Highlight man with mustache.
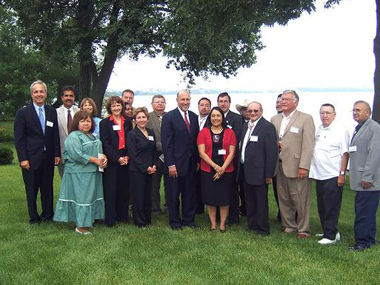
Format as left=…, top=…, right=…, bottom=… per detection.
left=57, top=86, right=80, bottom=177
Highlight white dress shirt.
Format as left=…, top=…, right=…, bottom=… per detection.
left=240, top=117, right=262, bottom=164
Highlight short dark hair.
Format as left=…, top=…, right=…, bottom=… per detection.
left=277, top=94, right=282, bottom=99
left=217, top=92, right=231, bottom=103
left=122, top=89, right=135, bottom=96
left=61, top=86, right=76, bottom=97
left=198, top=97, right=211, bottom=106
left=205, top=107, right=227, bottom=129
left=321, top=103, right=336, bottom=113
left=80, top=97, right=98, bottom=115
left=71, top=110, right=95, bottom=134
left=106, top=96, right=125, bottom=115
left=151, top=95, right=165, bottom=103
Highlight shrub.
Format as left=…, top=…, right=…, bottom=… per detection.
left=0, top=127, right=13, bottom=142
left=0, top=146, right=14, bottom=165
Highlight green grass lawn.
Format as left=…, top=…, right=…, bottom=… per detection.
left=1, top=143, right=379, bottom=285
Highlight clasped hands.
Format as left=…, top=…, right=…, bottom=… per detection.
left=118, top=156, right=129, bottom=166
left=213, top=165, right=225, bottom=180
left=147, top=165, right=157, bottom=175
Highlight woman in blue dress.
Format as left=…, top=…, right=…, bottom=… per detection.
left=80, top=97, right=101, bottom=137
left=54, top=110, right=108, bottom=235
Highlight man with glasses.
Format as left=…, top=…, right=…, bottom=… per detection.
left=348, top=101, right=380, bottom=251
left=271, top=90, right=315, bottom=238
left=309, top=104, right=349, bottom=245
left=147, top=95, right=167, bottom=214
left=239, top=102, right=278, bottom=235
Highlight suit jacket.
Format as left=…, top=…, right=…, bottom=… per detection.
left=127, top=127, right=158, bottom=173
left=100, top=116, right=133, bottom=163
left=57, top=105, right=80, bottom=159
left=238, top=117, right=278, bottom=185
left=271, top=110, right=315, bottom=178
left=161, top=108, right=199, bottom=176
left=14, top=103, right=60, bottom=170
left=147, top=111, right=166, bottom=154
left=225, top=110, right=243, bottom=143
left=349, top=118, right=380, bottom=191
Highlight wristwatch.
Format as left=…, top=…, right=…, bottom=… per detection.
left=340, top=171, right=345, bottom=176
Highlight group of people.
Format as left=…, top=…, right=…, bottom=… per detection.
left=14, top=80, right=380, bottom=252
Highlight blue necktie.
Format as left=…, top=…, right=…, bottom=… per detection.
left=38, top=107, right=45, bottom=134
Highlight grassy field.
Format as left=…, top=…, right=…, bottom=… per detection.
left=1, top=141, right=379, bottom=285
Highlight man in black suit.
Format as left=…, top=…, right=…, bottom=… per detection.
left=14, top=80, right=61, bottom=224
left=239, top=102, right=278, bottom=235
left=161, top=89, right=199, bottom=229
left=217, top=92, right=242, bottom=225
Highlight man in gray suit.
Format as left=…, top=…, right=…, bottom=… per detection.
left=56, top=86, right=80, bottom=177
left=348, top=100, right=380, bottom=251
left=147, top=95, right=167, bottom=214
left=271, top=90, right=315, bottom=238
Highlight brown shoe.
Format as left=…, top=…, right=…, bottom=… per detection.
left=296, top=233, right=309, bottom=239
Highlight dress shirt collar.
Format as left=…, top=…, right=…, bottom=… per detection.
left=282, top=109, right=296, bottom=119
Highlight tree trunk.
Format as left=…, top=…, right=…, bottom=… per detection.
left=373, top=0, right=380, bottom=122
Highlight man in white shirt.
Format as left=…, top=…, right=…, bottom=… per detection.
left=310, top=104, right=349, bottom=245
left=56, top=86, right=80, bottom=177
left=198, top=97, right=211, bottom=130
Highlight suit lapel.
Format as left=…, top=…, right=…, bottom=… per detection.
left=175, top=108, right=189, bottom=135
left=59, top=107, right=69, bottom=136
left=283, top=110, right=299, bottom=137
left=352, top=119, right=370, bottom=145
left=31, top=104, right=45, bottom=136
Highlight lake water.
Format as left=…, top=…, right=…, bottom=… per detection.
left=132, top=91, right=374, bottom=136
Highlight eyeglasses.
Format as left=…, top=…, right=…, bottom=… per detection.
left=280, top=98, right=295, bottom=102
left=153, top=101, right=165, bottom=104
left=247, top=109, right=260, bottom=114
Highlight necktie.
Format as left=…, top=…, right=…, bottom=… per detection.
left=67, top=109, right=72, bottom=132
left=158, top=115, right=162, bottom=127
left=184, top=112, right=190, bottom=132
left=38, top=107, right=45, bottom=134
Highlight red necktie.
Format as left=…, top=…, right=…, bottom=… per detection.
left=67, top=109, right=72, bottom=132
left=184, top=112, right=190, bottom=132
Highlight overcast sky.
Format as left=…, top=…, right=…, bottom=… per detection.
left=107, top=0, right=376, bottom=92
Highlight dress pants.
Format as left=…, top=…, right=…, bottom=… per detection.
left=316, top=177, right=343, bottom=240
left=195, top=170, right=205, bottom=214
left=164, top=160, right=196, bottom=229
left=103, top=161, right=129, bottom=227
left=354, top=190, right=380, bottom=246
left=276, top=162, right=311, bottom=235
left=238, top=165, right=247, bottom=216
left=151, top=159, right=167, bottom=212
left=22, top=152, right=55, bottom=223
left=130, top=171, right=152, bottom=226
left=244, top=182, right=269, bottom=234
left=272, top=175, right=281, bottom=220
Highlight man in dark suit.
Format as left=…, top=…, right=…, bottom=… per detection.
left=217, top=92, right=242, bottom=225
left=147, top=95, right=167, bottom=214
left=238, top=102, right=278, bottom=235
left=14, top=80, right=61, bottom=224
left=161, top=89, right=199, bottom=229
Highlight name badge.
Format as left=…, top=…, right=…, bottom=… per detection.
left=218, top=149, right=226, bottom=155
left=46, top=121, right=53, bottom=127
left=148, top=136, right=154, bottom=141
left=113, top=125, right=121, bottom=131
left=290, top=126, right=299, bottom=133
left=349, top=146, right=357, bottom=152
left=227, top=125, right=232, bottom=129
left=250, top=136, right=258, bottom=142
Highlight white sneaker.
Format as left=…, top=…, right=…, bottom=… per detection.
left=318, top=238, right=337, bottom=245
left=315, top=233, right=323, bottom=237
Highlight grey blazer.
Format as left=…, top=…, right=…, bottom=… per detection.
left=349, top=118, right=380, bottom=191
left=147, top=111, right=166, bottom=155
left=57, top=105, right=80, bottom=159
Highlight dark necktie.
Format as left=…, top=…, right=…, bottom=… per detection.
left=67, top=109, right=72, bottom=133
left=184, top=112, right=190, bottom=132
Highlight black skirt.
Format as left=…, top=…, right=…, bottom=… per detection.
left=201, top=170, right=233, bottom=206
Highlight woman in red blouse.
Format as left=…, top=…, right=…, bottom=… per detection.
left=100, top=96, right=133, bottom=227
left=197, top=107, right=237, bottom=232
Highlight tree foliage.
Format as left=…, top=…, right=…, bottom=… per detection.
left=5, top=0, right=319, bottom=113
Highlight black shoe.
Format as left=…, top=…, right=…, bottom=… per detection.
left=349, top=244, right=369, bottom=251
left=29, top=218, right=41, bottom=225
left=186, top=224, right=199, bottom=229
left=171, top=226, right=183, bottom=231
left=220, top=229, right=226, bottom=233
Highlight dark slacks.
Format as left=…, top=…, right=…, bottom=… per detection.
left=238, top=165, right=246, bottom=216
left=164, top=161, right=196, bottom=229
left=103, top=161, right=129, bottom=227
left=228, top=171, right=240, bottom=224
left=316, top=177, right=343, bottom=240
left=151, top=159, right=167, bottom=212
left=130, top=171, right=152, bottom=226
left=195, top=170, right=205, bottom=214
left=272, top=175, right=281, bottom=220
left=244, top=182, right=269, bottom=235
left=354, top=190, right=380, bottom=246
left=22, top=153, right=55, bottom=223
